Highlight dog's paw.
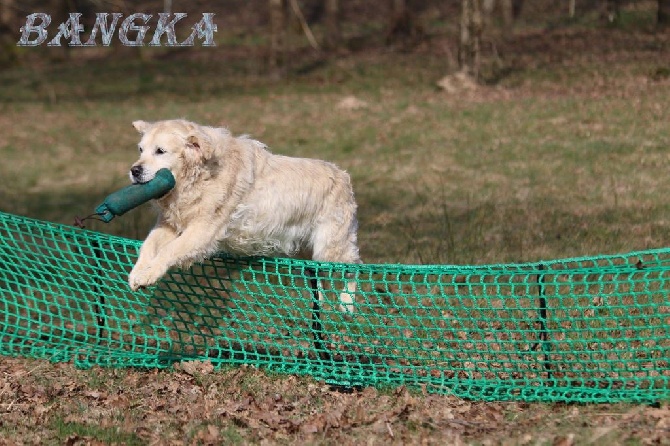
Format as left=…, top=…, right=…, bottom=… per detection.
left=128, top=265, right=163, bottom=291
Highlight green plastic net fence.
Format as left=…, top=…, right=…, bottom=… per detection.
left=0, top=210, right=668, bottom=403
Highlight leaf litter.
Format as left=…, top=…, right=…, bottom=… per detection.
left=1, top=357, right=668, bottom=445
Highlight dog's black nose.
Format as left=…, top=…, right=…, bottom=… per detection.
left=130, top=165, right=143, bottom=178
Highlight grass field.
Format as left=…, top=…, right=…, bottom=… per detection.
left=0, top=15, right=669, bottom=445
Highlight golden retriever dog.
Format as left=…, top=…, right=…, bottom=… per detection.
left=127, top=119, right=361, bottom=312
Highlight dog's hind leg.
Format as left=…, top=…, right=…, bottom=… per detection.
left=337, top=270, right=359, bottom=314
left=315, top=273, right=357, bottom=313
left=311, top=217, right=361, bottom=313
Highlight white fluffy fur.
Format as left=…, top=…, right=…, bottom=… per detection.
left=127, top=119, right=361, bottom=312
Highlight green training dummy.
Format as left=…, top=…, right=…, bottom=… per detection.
left=95, top=169, right=176, bottom=223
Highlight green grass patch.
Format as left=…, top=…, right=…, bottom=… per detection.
left=53, top=418, right=143, bottom=445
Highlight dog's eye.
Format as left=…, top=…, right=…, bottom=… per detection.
left=138, top=146, right=143, bottom=153
left=155, top=147, right=166, bottom=155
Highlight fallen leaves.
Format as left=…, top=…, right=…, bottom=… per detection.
left=436, top=71, right=479, bottom=94
left=191, top=424, right=221, bottom=445
left=336, top=95, right=369, bottom=111
left=0, top=357, right=669, bottom=445
left=174, top=359, right=215, bottom=376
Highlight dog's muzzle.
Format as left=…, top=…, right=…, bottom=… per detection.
left=130, top=165, right=146, bottom=184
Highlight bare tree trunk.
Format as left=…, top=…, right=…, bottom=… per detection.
left=323, top=0, right=341, bottom=50
left=386, top=0, right=418, bottom=45
left=269, top=0, right=287, bottom=76
left=482, top=0, right=495, bottom=29
left=600, top=0, right=621, bottom=23
left=0, top=0, right=16, bottom=67
left=459, top=0, right=483, bottom=80
left=288, top=0, right=319, bottom=50
left=501, top=0, right=513, bottom=29
left=111, top=0, right=143, bottom=60
left=512, top=0, right=524, bottom=19
left=389, top=0, right=408, bottom=33
left=0, top=0, right=11, bottom=26
left=48, top=0, right=70, bottom=60
left=393, top=0, right=407, bottom=13
left=459, top=0, right=471, bottom=73
left=501, top=0, right=522, bottom=34
left=659, top=0, right=670, bottom=28
left=472, top=0, right=482, bottom=79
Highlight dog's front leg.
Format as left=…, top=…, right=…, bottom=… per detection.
left=127, top=223, right=218, bottom=291
left=129, top=224, right=178, bottom=291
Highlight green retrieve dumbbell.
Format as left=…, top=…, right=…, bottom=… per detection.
left=95, top=169, right=176, bottom=223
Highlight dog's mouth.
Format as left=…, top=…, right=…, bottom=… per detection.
left=129, top=165, right=155, bottom=185
left=130, top=174, right=152, bottom=185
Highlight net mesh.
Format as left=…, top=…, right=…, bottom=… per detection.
left=0, top=210, right=668, bottom=403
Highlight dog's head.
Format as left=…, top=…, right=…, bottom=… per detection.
left=129, top=119, right=215, bottom=184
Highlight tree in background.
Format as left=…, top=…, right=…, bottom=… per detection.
left=323, top=0, right=341, bottom=50
left=436, top=0, right=485, bottom=93
left=600, top=0, right=621, bottom=23
left=501, top=0, right=523, bottom=34
left=459, top=0, right=483, bottom=80
left=0, top=0, right=16, bottom=67
left=386, top=0, right=424, bottom=46
left=659, top=0, right=670, bottom=27
left=478, top=0, right=523, bottom=36
left=0, top=0, right=11, bottom=29
left=269, top=0, right=287, bottom=76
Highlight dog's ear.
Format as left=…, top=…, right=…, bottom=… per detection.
left=185, top=132, right=214, bottom=162
left=133, top=120, right=150, bottom=134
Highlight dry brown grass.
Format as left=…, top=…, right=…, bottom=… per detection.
left=0, top=14, right=669, bottom=444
